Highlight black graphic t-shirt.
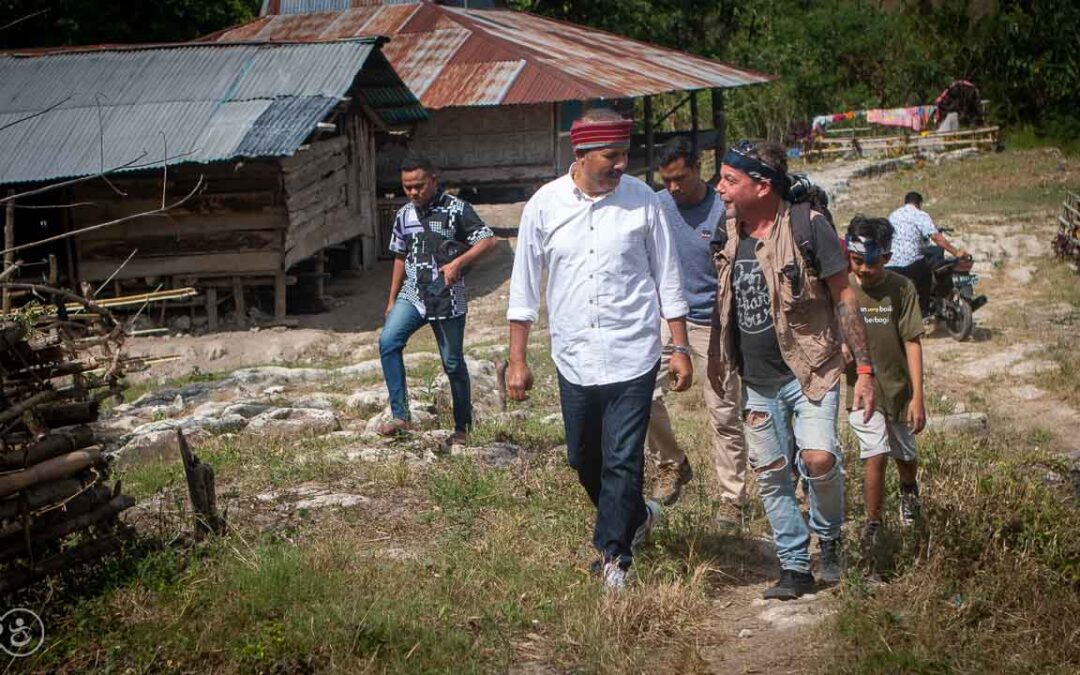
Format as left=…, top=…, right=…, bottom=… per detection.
left=733, top=233, right=796, bottom=387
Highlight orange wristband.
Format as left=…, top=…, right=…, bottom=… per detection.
left=856, top=365, right=874, bottom=376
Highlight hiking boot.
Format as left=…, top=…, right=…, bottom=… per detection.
left=714, top=499, right=744, bottom=533
left=439, top=430, right=468, bottom=453
left=632, top=500, right=662, bottom=551
left=762, top=569, right=816, bottom=600
left=860, top=520, right=881, bottom=555
left=818, top=537, right=843, bottom=585
left=375, top=418, right=411, bottom=438
left=602, top=561, right=627, bottom=594
left=900, top=483, right=921, bottom=526
left=651, top=459, right=694, bottom=506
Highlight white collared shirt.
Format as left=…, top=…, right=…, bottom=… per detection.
left=507, top=170, right=689, bottom=386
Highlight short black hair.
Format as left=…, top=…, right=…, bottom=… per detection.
left=903, top=191, right=923, bottom=206
left=400, top=151, right=436, bottom=174
left=658, top=136, right=698, bottom=168
left=847, top=215, right=894, bottom=250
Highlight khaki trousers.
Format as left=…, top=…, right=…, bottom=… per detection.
left=647, top=321, right=747, bottom=505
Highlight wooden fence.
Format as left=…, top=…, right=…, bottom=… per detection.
left=1052, top=190, right=1080, bottom=272
left=805, top=126, right=1000, bottom=161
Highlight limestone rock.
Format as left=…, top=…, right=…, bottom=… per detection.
left=346, top=389, right=390, bottom=413
left=245, top=407, right=340, bottom=438
left=927, top=412, right=988, bottom=433
left=114, top=427, right=210, bottom=466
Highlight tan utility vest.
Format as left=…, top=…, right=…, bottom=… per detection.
left=707, top=201, right=844, bottom=402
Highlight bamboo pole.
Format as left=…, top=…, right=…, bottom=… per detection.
left=3, top=189, right=13, bottom=314
left=0, top=448, right=102, bottom=499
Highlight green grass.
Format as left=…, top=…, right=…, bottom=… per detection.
left=829, top=430, right=1080, bottom=675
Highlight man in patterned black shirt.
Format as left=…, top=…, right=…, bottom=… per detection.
left=377, top=152, right=497, bottom=444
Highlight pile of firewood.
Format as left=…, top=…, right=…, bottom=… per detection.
left=1053, top=190, right=1080, bottom=273
left=0, top=283, right=151, bottom=595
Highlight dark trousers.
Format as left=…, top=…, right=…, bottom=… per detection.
left=893, top=259, right=932, bottom=317
left=557, top=362, right=659, bottom=570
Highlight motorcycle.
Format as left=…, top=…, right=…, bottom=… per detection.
left=924, top=246, right=987, bottom=341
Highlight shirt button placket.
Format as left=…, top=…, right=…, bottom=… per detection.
left=588, top=206, right=603, bottom=378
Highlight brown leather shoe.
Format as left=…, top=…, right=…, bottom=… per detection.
left=651, top=459, right=694, bottom=506
left=439, top=430, right=468, bottom=453
left=375, top=418, right=411, bottom=437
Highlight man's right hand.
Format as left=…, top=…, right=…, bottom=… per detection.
left=506, top=360, right=534, bottom=401
left=384, top=303, right=394, bottom=318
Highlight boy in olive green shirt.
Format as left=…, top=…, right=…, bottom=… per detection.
left=844, top=216, right=925, bottom=548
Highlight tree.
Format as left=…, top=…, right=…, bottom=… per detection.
left=0, top=0, right=259, bottom=49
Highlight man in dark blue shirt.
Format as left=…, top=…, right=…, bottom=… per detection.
left=648, top=137, right=747, bottom=525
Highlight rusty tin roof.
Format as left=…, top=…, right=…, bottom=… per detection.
left=208, top=0, right=774, bottom=109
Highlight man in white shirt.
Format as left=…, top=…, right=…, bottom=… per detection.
left=887, top=191, right=967, bottom=316
left=505, top=108, right=692, bottom=592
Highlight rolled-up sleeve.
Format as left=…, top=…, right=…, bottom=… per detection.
left=507, top=198, right=543, bottom=323
left=647, top=199, right=689, bottom=320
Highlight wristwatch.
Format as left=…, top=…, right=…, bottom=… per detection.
left=671, top=345, right=691, bottom=357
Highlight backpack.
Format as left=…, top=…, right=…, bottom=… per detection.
left=788, top=173, right=836, bottom=273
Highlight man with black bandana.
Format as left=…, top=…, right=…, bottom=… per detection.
left=709, top=140, right=876, bottom=600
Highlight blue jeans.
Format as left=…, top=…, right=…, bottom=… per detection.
left=379, top=300, right=472, bottom=432
left=557, top=363, right=658, bottom=570
left=743, top=378, right=843, bottom=574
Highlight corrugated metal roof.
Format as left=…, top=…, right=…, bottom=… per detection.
left=0, top=39, right=422, bottom=185
left=215, top=0, right=773, bottom=109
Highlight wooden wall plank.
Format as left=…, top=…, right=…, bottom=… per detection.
left=80, top=251, right=281, bottom=281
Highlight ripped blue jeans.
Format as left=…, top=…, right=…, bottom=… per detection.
left=743, top=379, right=843, bottom=574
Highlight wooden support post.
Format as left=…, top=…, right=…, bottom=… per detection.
left=4, top=189, right=14, bottom=314
left=690, top=90, right=700, bottom=156
left=177, top=429, right=224, bottom=540
left=231, top=276, right=245, bottom=322
left=644, top=95, right=655, bottom=187
left=348, top=238, right=363, bottom=271
left=314, top=252, right=325, bottom=300
left=274, top=271, right=287, bottom=321
left=47, top=254, right=57, bottom=285
left=205, top=286, right=218, bottom=332
left=711, top=88, right=726, bottom=171
left=361, top=235, right=377, bottom=271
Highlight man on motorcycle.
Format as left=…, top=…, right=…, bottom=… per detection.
left=887, top=192, right=968, bottom=316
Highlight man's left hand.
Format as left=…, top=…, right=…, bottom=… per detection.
left=852, top=373, right=876, bottom=422
left=441, top=260, right=463, bottom=286
left=669, top=352, right=693, bottom=392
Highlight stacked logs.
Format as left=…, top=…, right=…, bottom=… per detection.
left=1052, top=190, right=1080, bottom=273
left=0, top=284, right=147, bottom=595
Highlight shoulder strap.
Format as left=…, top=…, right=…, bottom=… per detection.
left=789, top=202, right=815, bottom=252
left=789, top=201, right=826, bottom=273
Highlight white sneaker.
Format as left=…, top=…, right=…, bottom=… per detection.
left=602, top=561, right=626, bottom=593
left=632, top=500, right=662, bottom=551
